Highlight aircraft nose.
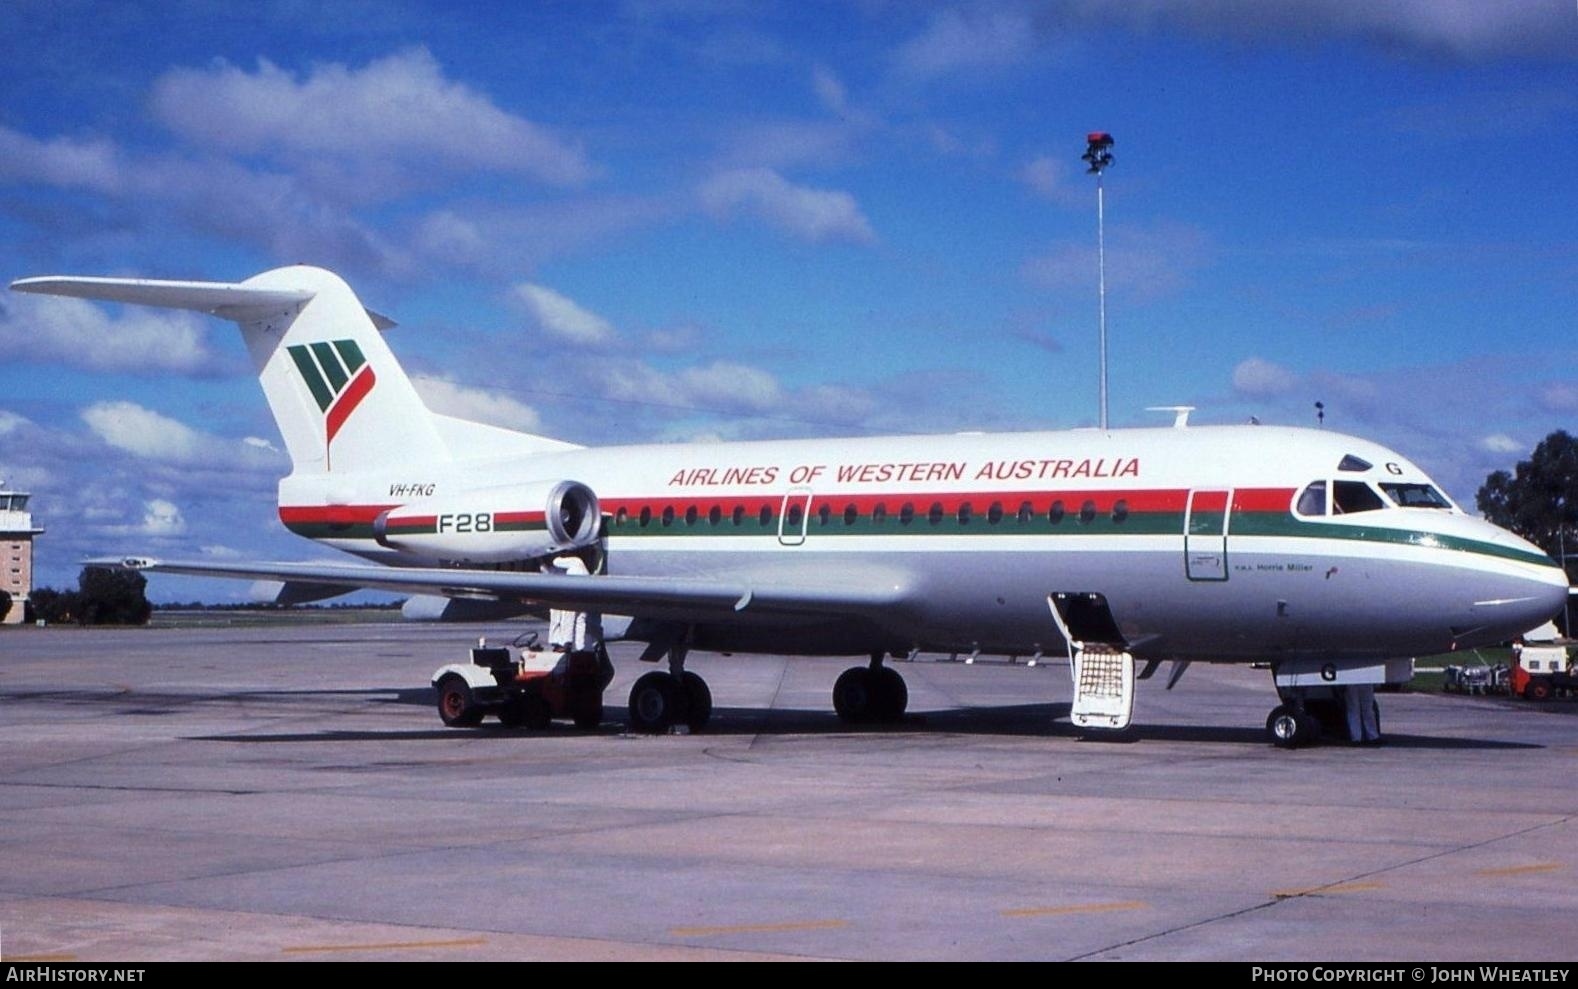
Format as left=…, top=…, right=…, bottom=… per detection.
left=1467, top=522, right=1570, bottom=637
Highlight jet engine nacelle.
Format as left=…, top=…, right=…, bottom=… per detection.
left=373, top=479, right=601, bottom=564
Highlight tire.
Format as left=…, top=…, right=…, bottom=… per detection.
left=437, top=675, right=484, bottom=728
left=522, top=692, right=552, bottom=730
left=833, top=667, right=874, bottom=722
left=1266, top=705, right=1303, bottom=749
left=681, top=671, right=712, bottom=731
left=571, top=698, right=603, bottom=730
left=1525, top=678, right=1553, bottom=702
left=871, top=667, right=908, bottom=721
left=1306, top=698, right=1345, bottom=737
left=1296, top=711, right=1322, bottom=746
left=628, top=671, right=679, bottom=733
left=497, top=696, right=527, bottom=728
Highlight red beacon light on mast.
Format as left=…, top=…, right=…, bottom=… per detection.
left=1083, top=132, right=1114, bottom=174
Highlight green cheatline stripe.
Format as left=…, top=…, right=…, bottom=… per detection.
left=496, top=520, right=547, bottom=533
left=310, top=341, right=348, bottom=392
left=287, top=345, right=334, bottom=412
left=285, top=521, right=377, bottom=539
left=283, top=508, right=1557, bottom=570
left=1231, top=513, right=1554, bottom=567
left=334, top=339, right=366, bottom=374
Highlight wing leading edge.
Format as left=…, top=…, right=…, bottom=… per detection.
left=90, top=557, right=915, bottom=621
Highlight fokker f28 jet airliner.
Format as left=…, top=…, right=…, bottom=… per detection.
left=11, top=266, right=1567, bottom=747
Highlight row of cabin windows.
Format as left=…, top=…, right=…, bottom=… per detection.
left=613, top=499, right=1133, bottom=529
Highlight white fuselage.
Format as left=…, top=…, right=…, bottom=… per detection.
left=279, top=424, right=1568, bottom=660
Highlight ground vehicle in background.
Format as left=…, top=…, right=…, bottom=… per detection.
left=1511, top=623, right=1576, bottom=701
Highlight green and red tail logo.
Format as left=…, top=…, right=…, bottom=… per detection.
left=286, top=340, right=377, bottom=461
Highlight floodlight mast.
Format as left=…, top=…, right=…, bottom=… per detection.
left=1083, top=131, right=1115, bottom=430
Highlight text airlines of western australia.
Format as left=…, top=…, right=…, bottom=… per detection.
left=667, top=458, right=1142, bottom=489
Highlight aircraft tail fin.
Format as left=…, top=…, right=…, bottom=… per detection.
left=11, top=265, right=567, bottom=474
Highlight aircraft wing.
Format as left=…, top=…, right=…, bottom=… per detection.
left=89, top=556, right=914, bottom=621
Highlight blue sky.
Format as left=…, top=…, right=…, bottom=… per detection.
left=2, top=0, right=1577, bottom=600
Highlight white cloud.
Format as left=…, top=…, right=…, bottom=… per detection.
left=678, top=361, right=785, bottom=413
left=812, top=65, right=849, bottom=116
left=699, top=168, right=875, bottom=244
left=79, top=401, right=283, bottom=469
left=414, top=210, right=488, bottom=265
left=1022, top=222, right=1215, bottom=300
left=0, top=294, right=225, bottom=376
left=0, top=126, right=120, bottom=192
left=1233, top=357, right=1301, bottom=398
left=1538, top=382, right=1578, bottom=412
left=508, top=284, right=617, bottom=346
left=1082, top=0, right=1576, bottom=60
left=0, top=410, right=32, bottom=436
left=1021, top=155, right=1087, bottom=207
left=139, top=499, right=186, bottom=537
left=1478, top=433, right=1524, bottom=454
left=81, top=401, right=209, bottom=462
left=150, top=48, right=592, bottom=186
left=412, top=376, right=542, bottom=432
left=895, top=7, right=1037, bottom=77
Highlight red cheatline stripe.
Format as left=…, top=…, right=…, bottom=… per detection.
left=280, top=488, right=1298, bottom=528
left=279, top=505, right=394, bottom=524
left=326, top=366, right=377, bottom=445
left=386, top=514, right=439, bottom=527
left=494, top=511, right=546, bottom=525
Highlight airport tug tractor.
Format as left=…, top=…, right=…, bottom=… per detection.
left=1511, top=623, right=1576, bottom=701
left=432, top=636, right=614, bottom=730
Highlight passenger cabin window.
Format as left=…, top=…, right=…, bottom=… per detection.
left=732, top=506, right=746, bottom=526
left=1296, top=481, right=1327, bottom=516
left=988, top=502, right=1004, bottom=524
left=758, top=506, right=773, bottom=527
left=1017, top=501, right=1033, bottom=523
left=1380, top=483, right=1451, bottom=509
left=1332, top=481, right=1386, bottom=514
left=900, top=503, right=915, bottom=525
left=817, top=504, right=832, bottom=526
left=1338, top=454, right=1373, bottom=472
left=843, top=503, right=858, bottom=525
left=873, top=503, right=888, bottom=523
left=708, top=505, right=722, bottom=525
left=1112, top=499, right=1129, bottom=523
left=957, top=503, right=972, bottom=524
left=1078, top=500, right=1097, bottom=524
left=927, top=502, right=944, bottom=526
left=1049, top=500, right=1066, bottom=524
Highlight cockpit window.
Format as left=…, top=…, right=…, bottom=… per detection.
left=1380, top=483, right=1451, bottom=509
left=1338, top=454, right=1372, bottom=472
left=1333, top=480, right=1386, bottom=514
left=1296, top=481, right=1327, bottom=516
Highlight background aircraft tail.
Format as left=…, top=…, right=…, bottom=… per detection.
left=12, top=265, right=572, bottom=475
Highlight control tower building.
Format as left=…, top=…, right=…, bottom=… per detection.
left=0, top=481, right=44, bottom=624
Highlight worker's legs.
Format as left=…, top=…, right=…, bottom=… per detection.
left=1342, top=686, right=1363, bottom=742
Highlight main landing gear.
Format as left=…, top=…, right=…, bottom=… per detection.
left=627, top=641, right=712, bottom=734
left=832, top=653, right=909, bottom=723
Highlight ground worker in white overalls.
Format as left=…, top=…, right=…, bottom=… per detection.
left=545, top=553, right=614, bottom=690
